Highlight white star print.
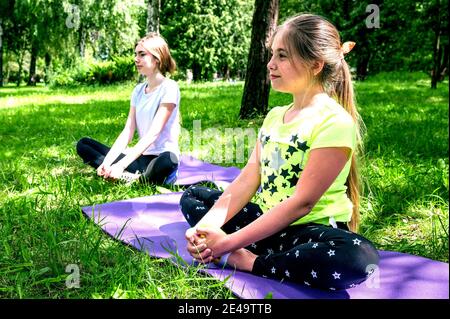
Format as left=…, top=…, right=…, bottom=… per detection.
left=319, top=232, right=324, bottom=238
left=186, top=214, right=190, bottom=219
left=256, top=212, right=261, bottom=217
left=293, top=238, right=298, bottom=245
left=329, top=241, right=335, bottom=246
left=285, top=270, right=290, bottom=277
left=311, top=270, right=317, bottom=278
left=312, top=243, right=319, bottom=248
left=195, top=206, right=205, bottom=210
left=271, top=267, right=276, bottom=274
left=349, top=284, right=357, bottom=288
left=280, top=232, right=286, bottom=237
left=353, top=238, right=362, bottom=245
left=327, top=249, right=335, bottom=257
left=206, top=189, right=211, bottom=192
left=235, top=226, right=240, bottom=231
left=308, top=238, right=312, bottom=243
left=329, top=287, right=336, bottom=291
left=279, top=244, right=283, bottom=251
left=243, top=207, right=248, bottom=212
left=267, top=248, right=274, bottom=255
left=251, top=243, right=257, bottom=248
left=332, top=272, right=341, bottom=279
left=295, top=250, right=300, bottom=258
left=304, top=281, right=310, bottom=286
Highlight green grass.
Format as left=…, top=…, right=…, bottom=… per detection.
left=0, top=72, right=448, bottom=298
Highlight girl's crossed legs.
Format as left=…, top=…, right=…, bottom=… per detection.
left=180, top=185, right=380, bottom=290
left=76, top=137, right=178, bottom=184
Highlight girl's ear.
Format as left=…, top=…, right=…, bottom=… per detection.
left=312, top=60, right=325, bottom=76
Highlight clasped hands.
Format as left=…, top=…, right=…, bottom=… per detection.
left=185, top=226, right=228, bottom=264
left=97, top=162, right=125, bottom=179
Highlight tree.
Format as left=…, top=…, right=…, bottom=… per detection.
left=0, top=0, right=13, bottom=86
left=161, top=0, right=253, bottom=81
left=147, top=0, right=160, bottom=34
left=0, top=0, right=15, bottom=86
left=427, top=0, right=449, bottom=88
left=239, top=0, right=279, bottom=119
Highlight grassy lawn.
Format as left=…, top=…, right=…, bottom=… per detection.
left=0, top=72, right=448, bottom=298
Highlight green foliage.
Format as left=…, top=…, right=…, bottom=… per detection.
left=160, top=0, right=254, bottom=81
left=50, top=56, right=136, bottom=87
left=278, top=0, right=449, bottom=79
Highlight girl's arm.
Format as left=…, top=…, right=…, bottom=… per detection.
left=199, top=147, right=351, bottom=256
left=102, top=106, right=137, bottom=167
left=191, top=141, right=263, bottom=231
left=112, top=103, right=176, bottom=171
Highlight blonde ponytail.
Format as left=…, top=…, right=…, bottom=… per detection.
left=335, top=59, right=364, bottom=232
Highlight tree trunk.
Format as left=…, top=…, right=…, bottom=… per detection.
left=439, top=45, right=449, bottom=80
left=0, top=18, right=3, bottom=87
left=16, top=53, right=24, bottom=87
left=78, top=25, right=86, bottom=58
left=431, top=36, right=440, bottom=89
left=27, top=41, right=38, bottom=86
left=147, top=0, right=160, bottom=34
left=356, top=53, right=370, bottom=81
left=430, top=0, right=444, bottom=89
left=239, top=0, right=279, bottom=119
left=192, top=62, right=201, bottom=81
left=44, top=52, right=51, bottom=84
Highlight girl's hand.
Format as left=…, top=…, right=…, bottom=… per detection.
left=98, top=163, right=113, bottom=178
left=195, top=226, right=229, bottom=260
left=97, top=163, right=106, bottom=176
left=185, top=227, right=213, bottom=263
left=106, top=163, right=125, bottom=179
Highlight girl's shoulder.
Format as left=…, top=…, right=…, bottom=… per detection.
left=265, top=104, right=291, bottom=118
left=162, top=78, right=180, bottom=91
left=314, top=96, right=353, bottom=124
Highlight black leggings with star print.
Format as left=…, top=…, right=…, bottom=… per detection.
left=180, top=185, right=380, bottom=291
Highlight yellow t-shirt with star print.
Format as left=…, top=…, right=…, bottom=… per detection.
left=256, top=95, right=357, bottom=226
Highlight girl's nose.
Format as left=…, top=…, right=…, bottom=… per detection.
left=267, top=56, right=275, bottom=70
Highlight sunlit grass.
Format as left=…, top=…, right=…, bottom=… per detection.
left=0, top=72, right=448, bottom=298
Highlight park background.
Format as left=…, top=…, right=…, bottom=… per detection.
left=0, top=0, right=448, bottom=298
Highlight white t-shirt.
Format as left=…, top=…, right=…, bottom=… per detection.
left=130, top=78, right=181, bottom=159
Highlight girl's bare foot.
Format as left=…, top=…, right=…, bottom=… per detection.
left=226, top=248, right=257, bottom=272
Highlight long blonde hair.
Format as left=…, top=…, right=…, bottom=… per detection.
left=277, top=14, right=364, bottom=232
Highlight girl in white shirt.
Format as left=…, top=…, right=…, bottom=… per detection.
left=77, top=33, right=181, bottom=184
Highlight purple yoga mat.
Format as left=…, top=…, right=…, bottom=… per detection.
left=82, top=192, right=449, bottom=299
left=174, top=155, right=241, bottom=187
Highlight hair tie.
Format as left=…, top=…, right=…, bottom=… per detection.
left=340, top=41, right=356, bottom=59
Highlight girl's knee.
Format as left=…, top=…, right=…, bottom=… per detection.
left=76, top=137, right=89, bottom=151
left=76, top=137, right=93, bottom=157
left=343, top=240, right=380, bottom=287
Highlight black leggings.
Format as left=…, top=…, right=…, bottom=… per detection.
left=76, top=137, right=178, bottom=184
left=180, top=185, right=380, bottom=291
